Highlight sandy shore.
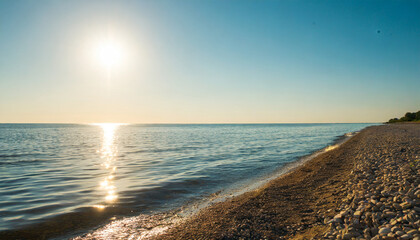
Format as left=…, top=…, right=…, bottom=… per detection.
left=155, top=124, right=420, bottom=240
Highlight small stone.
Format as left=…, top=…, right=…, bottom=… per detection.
left=342, top=233, right=354, bottom=240
left=371, top=235, right=380, bottom=240
left=364, top=228, right=371, bottom=236
left=406, top=213, right=416, bottom=222
left=384, top=211, right=396, bottom=218
left=401, top=202, right=412, bottom=209
left=386, top=233, right=397, bottom=239
left=401, top=234, right=413, bottom=239
left=393, top=203, right=402, bottom=210
left=379, top=227, right=391, bottom=235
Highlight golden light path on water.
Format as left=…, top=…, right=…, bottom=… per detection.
left=77, top=123, right=182, bottom=239
left=92, top=123, right=124, bottom=209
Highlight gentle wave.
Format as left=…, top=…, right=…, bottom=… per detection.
left=0, top=153, right=44, bottom=158
left=126, top=146, right=203, bottom=154
left=0, top=159, right=49, bottom=166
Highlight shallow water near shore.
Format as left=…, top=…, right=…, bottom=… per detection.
left=0, top=123, right=376, bottom=237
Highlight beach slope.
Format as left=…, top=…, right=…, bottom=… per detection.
left=157, top=124, right=420, bottom=239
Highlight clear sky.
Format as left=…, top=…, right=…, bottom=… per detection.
left=0, top=0, right=419, bottom=123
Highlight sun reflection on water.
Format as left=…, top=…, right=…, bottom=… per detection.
left=93, top=123, right=125, bottom=208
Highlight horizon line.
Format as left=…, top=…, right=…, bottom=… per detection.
left=0, top=122, right=382, bottom=125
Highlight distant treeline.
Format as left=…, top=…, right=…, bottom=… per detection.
left=388, top=111, right=420, bottom=123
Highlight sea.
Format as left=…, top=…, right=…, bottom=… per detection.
left=0, top=123, right=376, bottom=238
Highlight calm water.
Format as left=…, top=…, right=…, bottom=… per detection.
left=0, top=123, right=375, bottom=233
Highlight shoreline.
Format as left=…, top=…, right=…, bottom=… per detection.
left=0, top=125, right=369, bottom=240
left=176, top=129, right=360, bottom=219
left=152, top=124, right=419, bottom=239
left=3, top=124, right=418, bottom=239
left=73, top=129, right=364, bottom=240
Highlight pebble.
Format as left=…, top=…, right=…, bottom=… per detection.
left=322, top=125, right=420, bottom=239
left=379, top=227, right=391, bottom=234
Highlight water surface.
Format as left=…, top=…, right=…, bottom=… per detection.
left=0, top=123, right=375, bottom=234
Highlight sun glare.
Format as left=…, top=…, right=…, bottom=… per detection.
left=90, top=123, right=128, bottom=205
left=94, top=38, right=125, bottom=70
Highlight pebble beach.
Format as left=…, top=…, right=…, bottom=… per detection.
left=156, top=124, right=420, bottom=240
left=323, top=124, right=420, bottom=240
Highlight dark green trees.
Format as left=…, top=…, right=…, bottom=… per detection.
left=388, top=110, right=420, bottom=123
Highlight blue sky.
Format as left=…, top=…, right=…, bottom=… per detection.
left=0, top=0, right=419, bottom=123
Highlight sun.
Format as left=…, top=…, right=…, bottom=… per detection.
left=94, top=38, right=125, bottom=70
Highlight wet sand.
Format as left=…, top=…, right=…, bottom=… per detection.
left=155, top=124, right=420, bottom=239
